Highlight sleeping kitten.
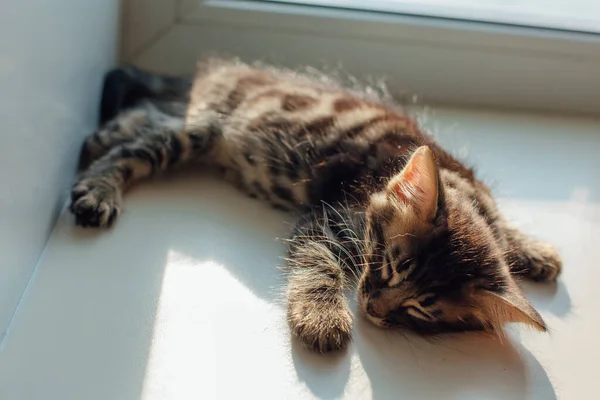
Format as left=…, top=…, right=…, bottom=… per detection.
left=71, top=60, right=561, bottom=353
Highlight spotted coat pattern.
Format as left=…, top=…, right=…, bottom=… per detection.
left=70, top=60, right=562, bottom=353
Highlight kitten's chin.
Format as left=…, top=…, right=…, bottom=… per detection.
left=367, top=315, right=389, bottom=329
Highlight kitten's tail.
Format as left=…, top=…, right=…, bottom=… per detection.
left=99, top=66, right=192, bottom=125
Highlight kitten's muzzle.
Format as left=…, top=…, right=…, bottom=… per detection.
left=366, top=302, right=382, bottom=318
left=362, top=301, right=390, bottom=328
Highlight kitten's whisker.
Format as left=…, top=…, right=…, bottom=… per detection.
left=388, top=232, right=417, bottom=240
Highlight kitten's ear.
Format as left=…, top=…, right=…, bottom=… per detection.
left=387, top=146, right=440, bottom=221
left=481, top=281, right=547, bottom=332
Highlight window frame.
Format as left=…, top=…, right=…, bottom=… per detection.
left=133, top=0, right=600, bottom=114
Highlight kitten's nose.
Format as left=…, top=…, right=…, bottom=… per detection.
left=366, top=301, right=382, bottom=317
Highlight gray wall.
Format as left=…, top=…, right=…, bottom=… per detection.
left=0, top=0, right=120, bottom=341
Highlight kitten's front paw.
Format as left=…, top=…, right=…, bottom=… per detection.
left=70, top=178, right=122, bottom=228
left=288, top=300, right=352, bottom=353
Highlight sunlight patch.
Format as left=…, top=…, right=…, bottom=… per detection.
left=140, top=250, right=274, bottom=400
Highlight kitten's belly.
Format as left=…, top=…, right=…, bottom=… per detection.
left=216, top=127, right=313, bottom=212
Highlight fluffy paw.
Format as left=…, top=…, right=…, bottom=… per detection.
left=70, top=178, right=122, bottom=228
left=511, top=241, right=562, bottom=282
left=288, top=300, right=353, bottom=353
left=526, top=242, right=562, bottom=282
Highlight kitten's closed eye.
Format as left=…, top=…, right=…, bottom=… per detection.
left=388, top=306, right=425, bottom=321
left=403, top=305, right=434, bottom=321
left=383, top=302, right=438, bottom=330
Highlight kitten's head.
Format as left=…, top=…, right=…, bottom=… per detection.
left=358, top=146, right=545, bottom=335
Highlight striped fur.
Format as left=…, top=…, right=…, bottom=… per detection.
left=71, top=60, right=561, bottom=353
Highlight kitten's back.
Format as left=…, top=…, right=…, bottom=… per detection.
left=186, top=61, right=478, bottom=208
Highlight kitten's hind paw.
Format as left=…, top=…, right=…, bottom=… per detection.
left=526, top=242, right=562, bottom=282
left=70, top=179, right=122, bottom=228
left=288, top=300, right=353, bottom=353
left=510, top=241, right=562, bottom=282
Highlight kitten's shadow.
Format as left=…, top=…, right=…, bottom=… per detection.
left=519, top=280, right=572, bottom=318
left=291, top=340, right=352, bottom=400
left=290, top=297, right=556, bottom=399
left=292, top=319, right=556, bottom=399
left=354, top=315, right=555, bottom=400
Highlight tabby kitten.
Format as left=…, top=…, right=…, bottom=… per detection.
left=71, top=60, right=561, bottom=353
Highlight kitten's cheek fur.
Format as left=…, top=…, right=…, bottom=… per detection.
left=287, top=301, right=353, bottom=353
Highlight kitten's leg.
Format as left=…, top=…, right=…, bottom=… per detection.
left=99, top=66, right=191, bottom=125
left=79, top=108, right=152, bottom=169
left=70, top=118, right=221, bottom=228
left=502, top=224, right=562, bottom=282
left=82, top=65, right=191, bottom=168
left=286, top=213, right=353, bottom=353
left=473, top=185, right=561, bottom=282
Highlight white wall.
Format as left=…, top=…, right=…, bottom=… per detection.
left=0, top=1, right=120, bottom=341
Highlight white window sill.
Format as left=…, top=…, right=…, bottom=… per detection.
left=1, top=106, right=598, bottom=399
